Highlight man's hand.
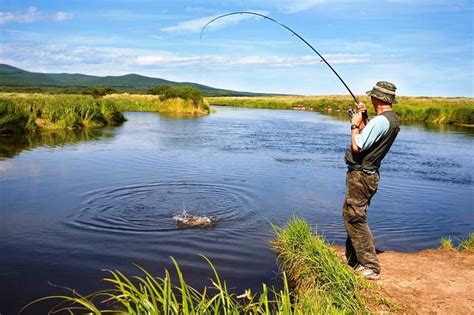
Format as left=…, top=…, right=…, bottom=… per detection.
left=351, top=111, right=363, bottom=126
left=355, top=102, right=367, bottom=112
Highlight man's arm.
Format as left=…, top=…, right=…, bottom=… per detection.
left=356, top=102, right=368, bottom=129
left=351, top=115, right=390, bottom=154
left=351, top=112, right=363, bottom=153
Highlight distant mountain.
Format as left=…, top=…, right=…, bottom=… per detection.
left=0, top=64, right=263, bottom=96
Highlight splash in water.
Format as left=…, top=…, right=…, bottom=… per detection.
left=172, top=206, right=216, bottom=228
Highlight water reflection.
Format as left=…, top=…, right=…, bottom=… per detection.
left=0, top=128, right=114, bottom=159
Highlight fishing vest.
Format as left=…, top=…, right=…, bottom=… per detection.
left=345, top=111, right=400, bottom=172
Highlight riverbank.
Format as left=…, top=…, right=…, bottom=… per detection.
left=0, top=93, right=211, bottom=134
left=207, top=95, right=474, bottom=126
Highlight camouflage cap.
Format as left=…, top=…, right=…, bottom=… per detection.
left=366, top=81, right=397, bottom=104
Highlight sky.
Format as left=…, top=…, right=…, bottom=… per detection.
left=0, top=0, right=472, bottom=96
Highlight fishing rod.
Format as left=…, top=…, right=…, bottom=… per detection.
left=200, top=11, right=359, bottom=104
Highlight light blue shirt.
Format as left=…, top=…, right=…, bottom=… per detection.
left=355, top=115, right=390, bottom=151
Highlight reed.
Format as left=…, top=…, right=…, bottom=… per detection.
left=21, top=257, right=303, bottom=314
left=439, top=233, right=474, bottom=251
left=458, top=233, right=474, bottom=251
left=0, top=92, right=211, bottom=134
left=207, top=95, right=474, bottom=126
left=0, top=93, right=126, bottom=133
left=270, top=217, right=371, bottom=313
left=439, top=237, right=455, bottom=250
left=105, top=93, right=211, bottom=115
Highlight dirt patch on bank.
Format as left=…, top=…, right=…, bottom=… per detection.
left=376, top=249, right=474, bottom=314
left=334, top=246, right=474, bottom=314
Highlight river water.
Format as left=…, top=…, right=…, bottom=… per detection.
left=1, top=106, right=473, bottom=313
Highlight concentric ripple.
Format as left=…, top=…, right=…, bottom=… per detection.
left=67, top=181, right=257, bottom=234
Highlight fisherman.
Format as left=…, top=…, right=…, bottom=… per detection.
left=343, top=81, right=400, bottom=280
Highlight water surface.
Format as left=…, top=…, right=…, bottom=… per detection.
left=1, top=106, right=473, bottom=313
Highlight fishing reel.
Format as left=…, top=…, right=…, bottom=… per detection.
left=347, top=108, right=356, bottom=117
left=347, top=108, right=368, bottom=119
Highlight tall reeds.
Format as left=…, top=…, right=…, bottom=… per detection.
left=271, top=218, right=371, bottom=313
left=106, top=93, right=211, bottom=115
left=21, top=257, right=299, bottom=314
left=0, top=93, right=126, bottom=134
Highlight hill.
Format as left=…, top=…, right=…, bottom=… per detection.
left=0, top=64, right=264, bottom=96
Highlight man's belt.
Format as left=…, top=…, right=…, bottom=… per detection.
left=347, top=165, right=378, bottom=175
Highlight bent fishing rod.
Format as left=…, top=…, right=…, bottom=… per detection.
left=200, top=11, right=359, bottom=104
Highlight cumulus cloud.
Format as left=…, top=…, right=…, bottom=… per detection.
left=0, top=7, right=73, bottom=25
left=161, top=10, right=268, bottom=33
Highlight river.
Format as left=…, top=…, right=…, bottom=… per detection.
left=1, top=106, right=473, bottom=313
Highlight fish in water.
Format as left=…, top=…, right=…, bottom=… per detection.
left=173, top=210, right=215, bottom=228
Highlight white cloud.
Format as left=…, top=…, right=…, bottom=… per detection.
left=53, top=12, right=73, bottom=22
left=285, top=0, right=327, bottom=13
left=0, top=42, right=376, bottom=75
left=161, top=10, right=268, bottom=33
left=0, top=7, right=73, bottom=25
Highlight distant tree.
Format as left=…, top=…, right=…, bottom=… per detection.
left=81, top=87, right=118, bottom=98
left=147, top=85, right=172, bottom=95
left=148, top=85, right=203, bottom=104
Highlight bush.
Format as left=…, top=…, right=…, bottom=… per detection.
left=148, top=85, right=203, bottom=105
left=81, top=87, right=118, bottom=98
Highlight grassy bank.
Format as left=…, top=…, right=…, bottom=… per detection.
left=105, top=93, right=211, bottom=115
left=0, top=92, right=211, bottom=134
left=207, top=95, right=474, bottom=126
left=22, top=219, right=387, bottom=314
left=0, top=93, right=126, bottom=134
left=271, top=218, right=377, bottom=313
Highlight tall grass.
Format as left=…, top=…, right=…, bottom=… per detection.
left=458, top=233, right=474, bottom=251
left=440, top=233, right=474, bottom=251
left=21, top=257, right=303, bottom=314
left=439, top=237, right=454, bottom=250
left=271, top=218, right=371, bottom=313
left=0, top=92, right=211, bottom=134
left=207, top=95, right=474, bottom=126
left=21, top=219, right=391, bottom=314
left=0, top=93, right=126, bottom=133
left=105, top=93, right=211, bottom=115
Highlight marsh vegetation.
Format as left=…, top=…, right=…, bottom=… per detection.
left=0, top=88, right=210, bottom=134
left=207, top=95, right=474, bottom=126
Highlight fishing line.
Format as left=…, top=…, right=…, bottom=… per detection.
left=200, top=11, right=358, bottom=102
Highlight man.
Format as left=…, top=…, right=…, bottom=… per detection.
left=343, top=81, right=400, bottom=280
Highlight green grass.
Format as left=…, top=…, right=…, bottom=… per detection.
left=207, top=95, right=474, bottom=126
left=439, top=237, right=455, bottom=250
left=271, top=218, right=373, bottom=314
left=0, top=92, right=211, bottom=134
left=458, top=233, right=474, bottom=251
left=0, top=93, right=126, bottom=133
left=106, top=93, right=210, bottom=115
left=439, top=233, right=474, bottom=251
left=21, top=257, right=306, bottom=314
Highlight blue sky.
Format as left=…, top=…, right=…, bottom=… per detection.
left=0, top=0, right=472, bottom=96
